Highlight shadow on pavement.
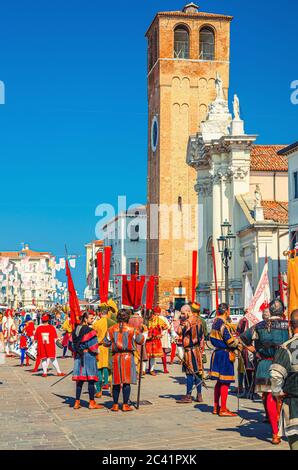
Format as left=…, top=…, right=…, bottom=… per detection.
left=169, top=375, right=186, bottom=385
left=159, top=394, right=182, bottom=401
left=194, top=404, right=214, bottom=413
left=53, top=393, right=88, bottom=408
left=215, top=408, right=274, bottom=444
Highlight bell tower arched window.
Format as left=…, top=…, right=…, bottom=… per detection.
left=174, top=25, right=190, bottom=59
left=199, top=27, right=215, bottom=61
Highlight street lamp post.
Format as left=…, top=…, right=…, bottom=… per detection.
left=217, top=220, right=236, bottom=305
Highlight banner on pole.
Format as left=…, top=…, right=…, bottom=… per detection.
left=246, top=262, right=271, bottom=327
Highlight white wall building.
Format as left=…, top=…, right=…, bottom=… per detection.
left=186, top=79, right=289, bottom=311
left=278, top=142, right=298, bottom=247
left=84, top=240, right=104, bottom=302
left=84, top=207, right=147, bottom=305
left=103, top=206, right=147, bottom=303
left=0, top=244, right=58, bottom=309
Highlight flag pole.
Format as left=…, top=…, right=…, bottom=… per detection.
left=192, top=251, right=198, bottom=304
left=212, top=245, right=219, bottom=311
left=135, top=261, right=144, bottom=410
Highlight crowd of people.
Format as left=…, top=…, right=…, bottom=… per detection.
left=1, top=298, right=298, bottom=450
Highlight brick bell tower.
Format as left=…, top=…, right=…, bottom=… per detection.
left=146, top=3, right=232, bottom=308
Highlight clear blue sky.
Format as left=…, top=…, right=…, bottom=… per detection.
left=0, top=0, right=296, bottom=295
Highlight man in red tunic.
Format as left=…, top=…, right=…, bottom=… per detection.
left=34, top=314, right=65, bottom=378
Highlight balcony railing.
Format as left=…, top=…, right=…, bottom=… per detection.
left=174, top=41, right=189, bottom=59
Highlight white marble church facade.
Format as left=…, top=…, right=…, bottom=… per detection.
left=187, top=76, right=289, bottom=311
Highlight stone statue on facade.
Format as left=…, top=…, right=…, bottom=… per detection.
left=233, top=94, right=240, bottom=120
left=255, top=184, right=262, bottom=208
left=215, top=72, right=224, bottom=100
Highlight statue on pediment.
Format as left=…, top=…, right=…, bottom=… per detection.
left=233, top=94, right=240, bottom=120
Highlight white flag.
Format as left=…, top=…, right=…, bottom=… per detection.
left=59, top=258, right=66, bottom=270
left=246, top=262, right=271, bottom=327
left=244, top=275, right=253, bottom=310
left=69, top=259, right=76, bottom=269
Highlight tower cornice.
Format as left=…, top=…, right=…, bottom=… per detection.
left=145, top=11, right=233, bottom=37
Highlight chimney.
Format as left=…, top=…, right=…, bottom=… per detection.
left=183, top=3, right=199, bottom=14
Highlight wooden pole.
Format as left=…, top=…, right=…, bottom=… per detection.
left=136, top=343, right=144, bottom=410
left=192, top=250, right=198, bottom=304
left=212, top=245, right=219, bottom=311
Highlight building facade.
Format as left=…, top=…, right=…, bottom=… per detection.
left=85, top=207, right=147, bottom=304
left=84, top=240, right=104, bottom=302
left=278, top=142, right=298, bottom=248
left=103, top=207, right=147, bottom=303
left=187, top=81, right=289, bottom=311
left=146, top=2, right=232, bottom=307
left=0, top=245, right=58, bottom=309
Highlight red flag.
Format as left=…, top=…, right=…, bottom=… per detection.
left=97, top=247, right=112, bottom=303
left=192, top=251, right=198, bottom=304
left=66, top=260, right=81, bottom=327
left=97, top=251, right=104, bottom=302
left=103, top=246, right=111, bottom=303
left=145, top=276, right=155, bottom=310
left=122, top=275, right=146, bottom=309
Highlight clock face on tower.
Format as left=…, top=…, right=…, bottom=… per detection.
left=151, top=115, right=159, bottom=152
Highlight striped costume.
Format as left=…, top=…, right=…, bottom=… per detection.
left=210, top=317, right=239, bottom=384
left=146, top=316, right=168, bottom=359
left=71, top=326, right=99, bottom=382
left=179, top=316, right=204, bottom=376
left=104, top=323, right=144, bottom=385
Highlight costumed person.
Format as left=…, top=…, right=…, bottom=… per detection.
left=92, top=307, right=116, bottom=398
left=210, top=303, right=242, bottom=417
left=128, top=308, right=148, bottom=377
left=270, top=309, right=298, bottom=450
left=146, top=307, right=168, bottom=376
left=34, top=314, right=65, bottom=378
left=104, top=309, right=145, bottom=412
left=71, top=311, right=103, bottom=410
left=19, top=329, right=29, bottom=367
left=106, top=299, right=119, bottom=322
left=24, top=314, right=35, bottom=342
left=61, top=313, right=73, bottom=358
left=240, top=298, right=289, bottom=445
left=190, top=302, right=208, bottom=339
left=2, top=310, right=18, bottom=357
left=236, top=311, right=255, bottom=398
left=170, top=311, right=183, bottom=365
left=18, top=318, right=31, bottom=367
left=159, top=309, right=175, bottom=374
left=190, top=302, right=208, bottom=374
left=176, top=304, right=204, bottom=404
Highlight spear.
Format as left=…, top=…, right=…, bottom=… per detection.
left=136, top=307, right=149, bottom=409
left=50, top=369, right=73, bottom=387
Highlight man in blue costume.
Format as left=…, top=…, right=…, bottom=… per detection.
left=210, top=303, right=242, bottom=417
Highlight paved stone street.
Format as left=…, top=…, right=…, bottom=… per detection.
left=0, top=351, right=289, bottom=451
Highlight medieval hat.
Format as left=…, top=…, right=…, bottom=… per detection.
left=191, top=302, right=201, bottom=313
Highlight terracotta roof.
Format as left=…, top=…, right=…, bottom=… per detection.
left=262, top=201, right=288, bottom=224
left=158, top=11, right=233, bottom=19
left=250, top=145, right=288, bottom=172
left=0, top=250, right=52, bottom=259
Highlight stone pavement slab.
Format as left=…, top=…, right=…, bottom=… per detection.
left=0, top=352, right=289, bottom=450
